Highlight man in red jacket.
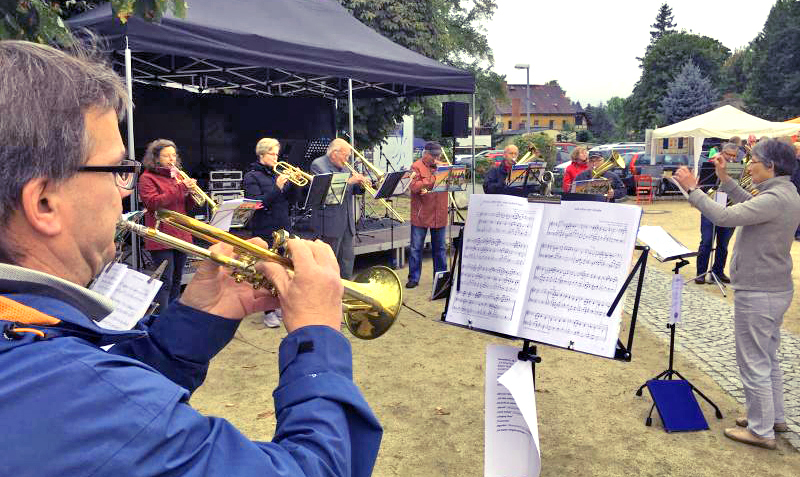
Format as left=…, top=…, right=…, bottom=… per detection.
left=407, top=142, right=449, bottom=288
left=562, top=146, right=589, bottom=193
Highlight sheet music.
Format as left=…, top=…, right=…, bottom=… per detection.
left=446, top=194, right=541, bottom=336
left=637, top=225, right=693, bottom=261
left=485, top=344, right=540, bottom=477
left=519, top=202, right=642, bottom=358
left=90, top=264, right=162, bottom=331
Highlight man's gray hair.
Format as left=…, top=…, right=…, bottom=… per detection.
left=721, top=142, right=738, bottom=153
left=326, top=138, right=350, bottom=157
left=0, top=40, right=128, bottom=261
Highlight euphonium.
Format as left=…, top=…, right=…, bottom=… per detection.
left=171, top=166, right=218, bottom=214
left=273, top=161, right=312, bottom=187
left=119, top=210, right=402, bottom=339
left=592, top=151, right=625, bottom=178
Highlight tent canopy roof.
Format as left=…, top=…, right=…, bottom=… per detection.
left=652, top=106, right=799, bottom=139
left=67, top=0, right=474, bottom=98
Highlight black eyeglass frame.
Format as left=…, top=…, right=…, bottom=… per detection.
left=77, top=160, right=143, bottom=189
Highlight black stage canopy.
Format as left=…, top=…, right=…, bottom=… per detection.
left=67, top=0, right=475, bottom=98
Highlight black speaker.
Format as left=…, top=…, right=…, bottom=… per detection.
left=441, top=102, right=469, bottom=137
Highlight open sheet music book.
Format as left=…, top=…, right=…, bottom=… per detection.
left=90, top=263, right=162, bottom=331
left=446, top=194, right=642, bottom=358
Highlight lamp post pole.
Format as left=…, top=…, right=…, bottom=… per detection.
left=515, top=63, right=531, bottom=134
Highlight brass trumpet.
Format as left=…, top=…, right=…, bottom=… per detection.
left=171, top=166, right=218, bottom=214
left=120, top=210, right=402, bottom=339
left=274, top=161, right=312, bottom=187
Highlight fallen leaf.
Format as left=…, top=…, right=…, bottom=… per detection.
left=241, top=365, right=257, bottom=369
left=434, top=406, right=450, bottom=415
left=225, top=403, right=236, bottom=408
left=257, top=410, right=275, bottom=419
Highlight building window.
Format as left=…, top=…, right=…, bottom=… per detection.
left=549, top=119, right=554, bottom=129
left=534, top=119, right=539, bottom=126
left=562, top=120, right=568, bottom=129
left=508, top=120, right=512, bottom=129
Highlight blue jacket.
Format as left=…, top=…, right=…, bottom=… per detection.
left=483, top=164, right=538, bottom=197
left=243, top=161, right=296, bottom=241
left=0, top=264, right=382, bottom=477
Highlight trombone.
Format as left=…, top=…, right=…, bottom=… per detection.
left=171, top=166, right=218, bottom=214
left=119, top=210, right=402, bottom=339
left=342, top=144, right=405, bottom=223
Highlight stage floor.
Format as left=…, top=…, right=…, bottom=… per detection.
left=353, top=223, right=460, bottom=268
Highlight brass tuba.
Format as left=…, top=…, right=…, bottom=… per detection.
left=120, top=210, right=402, bottom=339
left=592, top=151, right=625, bottom=178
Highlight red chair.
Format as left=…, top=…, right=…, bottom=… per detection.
left=635, top=175, right=655, bottom=204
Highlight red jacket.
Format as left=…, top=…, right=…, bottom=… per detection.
left=562, top=160, right=589, bottom=193
left=409, top=158, right=449, bottom=228
left=138, top=167, right=194, bottom=250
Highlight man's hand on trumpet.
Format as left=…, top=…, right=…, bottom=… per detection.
left=179, top=238, right=343, bottom=332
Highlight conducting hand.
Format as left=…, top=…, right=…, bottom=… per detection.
left=179, top=239, right=278, bottom=319
left=673, top=166, right=698, bottom=191
left=712, top=154, right=730, bottom=182
left=257, top=239, right=344, bottom=333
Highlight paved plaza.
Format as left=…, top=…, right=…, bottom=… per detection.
left=625, top=264, right=800, bottom=450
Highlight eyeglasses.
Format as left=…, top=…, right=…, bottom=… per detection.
left=78, top=159, right=142, bottom=190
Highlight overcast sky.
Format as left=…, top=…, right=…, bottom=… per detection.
left=484, top=0, right=775, bottom=107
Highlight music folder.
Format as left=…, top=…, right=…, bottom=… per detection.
left=431, top=165, right=467, bottom=193
left=507, top=161, right=546, bottom=188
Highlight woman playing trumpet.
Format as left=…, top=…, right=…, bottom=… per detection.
left=244, top=138, right=297, bottom=328
left=138, top=139, right=196, bottom=313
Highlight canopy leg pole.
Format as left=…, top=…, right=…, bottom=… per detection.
left=471, top=93, right=476, bottom=195
left=125, top=37, right=139, bottom=270
left=348, top=78, right=355, bottom=150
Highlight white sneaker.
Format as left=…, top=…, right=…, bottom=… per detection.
left=263, top=311, right=281, bottom=328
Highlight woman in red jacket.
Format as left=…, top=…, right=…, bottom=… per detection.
left=138, top=139, right=196, bottom=313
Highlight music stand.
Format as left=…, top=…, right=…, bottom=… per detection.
left=373, top=170, right=410, bottom=265
left=634, top=226, right=723, bottom=428
left=304, top=172, right=335, bottom=239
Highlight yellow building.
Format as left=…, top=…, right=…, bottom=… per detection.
left=495, top=84, right=587, bottom=133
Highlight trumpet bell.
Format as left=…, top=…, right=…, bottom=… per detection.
left=343, top=266, right=402, bottom=339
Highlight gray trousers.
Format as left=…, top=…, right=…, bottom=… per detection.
left=321, top=228, right=355, bottom=280
left=734, top=289, right=792, bottom=438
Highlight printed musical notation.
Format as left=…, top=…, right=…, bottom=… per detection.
left=537, top=243, right=623, bottom=268
left=530, top=265, right=619, bottom=293
left=527, top=287, right=612, bottom=317
left=476, top=210, right=537, bottom=236
left=544, top=220, right=629, bottom=244
left=451, top=290, right=515, bottom=322
left=522, top=311, right=609, bottom=342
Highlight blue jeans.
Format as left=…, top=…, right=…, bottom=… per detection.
left=408, top=225, right=447, bottom=283
left=697, top=215, right=734, bottom=276
left=149, top=249, right=187, bottom=314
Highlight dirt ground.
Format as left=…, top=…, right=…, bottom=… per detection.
left=190, top=196, right=800, bottom=476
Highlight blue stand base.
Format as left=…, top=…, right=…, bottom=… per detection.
left=646, top=379, right=709, bottom=432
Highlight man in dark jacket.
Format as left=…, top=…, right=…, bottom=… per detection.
left=0, top=40, right=381, bottom=477
left=483, top=145, right=519, bottom=195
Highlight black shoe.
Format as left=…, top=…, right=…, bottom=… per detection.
left=716, top=272, right=731, bottom=283
left=405, top=281, right=418, bottom=289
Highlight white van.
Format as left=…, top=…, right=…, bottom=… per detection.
left=589, top=142, right=645, bottom=159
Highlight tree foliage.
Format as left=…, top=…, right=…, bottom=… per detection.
left=637, top=2, right=677, bottom=65
left=514, top=133, right=555, bottom=167
left=626, top=32, right=729, bottom=134
left=584, top=104, right=616, bottom=144
left=340, top=0, right=504, bottom=147
left=742, top=0, right=800, bottom=120
left=0, top=1, right=186, bottom=43
left=661, top=60, right=717, bottom=124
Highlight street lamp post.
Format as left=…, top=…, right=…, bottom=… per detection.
left=515, top=63, right=530, bottom=134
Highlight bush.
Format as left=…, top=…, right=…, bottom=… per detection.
left=474, top=157, right=495, bottom=181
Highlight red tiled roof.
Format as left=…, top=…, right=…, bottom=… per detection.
left=495, top=84, right=583, bottom=115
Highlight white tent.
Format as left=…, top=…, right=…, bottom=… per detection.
left=650, top=105, right=800, bottom=172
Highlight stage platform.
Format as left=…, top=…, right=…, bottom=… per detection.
left=352, top=223, right=460, bottom=269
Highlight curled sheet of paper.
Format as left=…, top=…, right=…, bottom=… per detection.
left=485, top=344, right=541, bottom=477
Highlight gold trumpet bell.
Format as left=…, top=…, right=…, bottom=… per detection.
left=343, top=266, right=402, bottom=339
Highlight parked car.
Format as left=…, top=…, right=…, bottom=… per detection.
left=625, top=152, right=694, bottom=195
left=589, top=142, right=645, bottom=160
left=453, top=149, right=504, bottom=176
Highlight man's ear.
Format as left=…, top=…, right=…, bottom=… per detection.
left=20, top=178, right=63, bottom=236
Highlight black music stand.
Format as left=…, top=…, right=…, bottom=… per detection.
left=373, top=170, right=409, bottom=264
left=634, top=254, right=723, bottom=427
left=304, top=173, right=335, bottom=239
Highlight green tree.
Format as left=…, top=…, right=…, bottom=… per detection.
left=605, top=96, right=629, bottom=140
left=341, top=0, right=504, bottom=147
left=0, top=1, right=187, bottom=43
left=626, top=32, right=729, bottom=134
left=585, top=104, right=615, bottom=144
left=661, top=60, right=717, bottom=124
left=637, top=2, right=677, bottom=65
left=743, top=0, right=800, bottom=120
left=514, top=133, right=555, bottom=166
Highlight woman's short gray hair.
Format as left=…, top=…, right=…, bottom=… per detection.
left=0, top=40, right=127, bottom=262
left=255, top=138, right=280, bottom=158
left=751, top=139, right=796, bottom=177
